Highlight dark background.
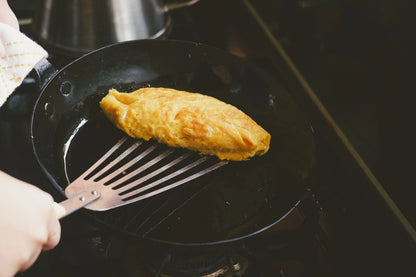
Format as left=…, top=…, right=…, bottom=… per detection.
left=246, top=0, right=416, bottom=230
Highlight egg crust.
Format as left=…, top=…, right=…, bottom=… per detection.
left=100, top=87, right=271, bottom=161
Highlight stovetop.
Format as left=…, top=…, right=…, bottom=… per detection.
left=2, top=0, right=416, bottom=276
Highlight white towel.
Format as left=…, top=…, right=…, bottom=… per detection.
left=0, top=22, right=47, bottom=107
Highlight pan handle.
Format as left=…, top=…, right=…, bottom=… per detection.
left=165, top=0, right=200, bottom=11
left=32, top=57, right=59, bottom=92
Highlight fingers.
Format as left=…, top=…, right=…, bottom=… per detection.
left=19, top=248, right=42, bottom=273
left=0, top=171, right=62, bottom=275
left=42, top=206, right=62, bottom=251
left=38, top=192, right=62, bottom=251
left=19, top=193, right=62, bottom=272
left=18, top=190, right=62, bottom=272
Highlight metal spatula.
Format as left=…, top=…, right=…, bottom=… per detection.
left=54, top=137, right=227, bottom=219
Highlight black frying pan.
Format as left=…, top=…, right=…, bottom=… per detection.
left=31, top=39, right=316, bottom=247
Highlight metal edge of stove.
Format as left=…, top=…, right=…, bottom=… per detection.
left=240, top=0, right=416, bottom=244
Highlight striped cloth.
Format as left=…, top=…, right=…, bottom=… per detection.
left=0, top=22, right=47, bottom=107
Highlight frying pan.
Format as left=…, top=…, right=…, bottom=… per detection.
left=31, top=39, right=316, bottom=247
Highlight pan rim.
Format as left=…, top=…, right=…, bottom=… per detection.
left=31, top=39, right=313, bottom=246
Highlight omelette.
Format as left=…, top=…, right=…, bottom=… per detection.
left=100, top=87, right=271, bottom=161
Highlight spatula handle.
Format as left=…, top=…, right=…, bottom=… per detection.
left=53, top=190, right=101, bottom=219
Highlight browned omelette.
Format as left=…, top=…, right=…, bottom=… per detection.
left=100, top=87, right=271, bottom=161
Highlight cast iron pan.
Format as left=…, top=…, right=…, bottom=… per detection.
left=31, top=39, right=316, bottom=246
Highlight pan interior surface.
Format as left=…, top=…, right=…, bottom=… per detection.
left=31, top=40, right=316, bottom=245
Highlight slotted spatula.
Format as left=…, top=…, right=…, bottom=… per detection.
left=54, top=137, right=228, bottom=219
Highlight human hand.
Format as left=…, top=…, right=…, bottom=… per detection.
left=0, top=171, right=61, bottom=277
